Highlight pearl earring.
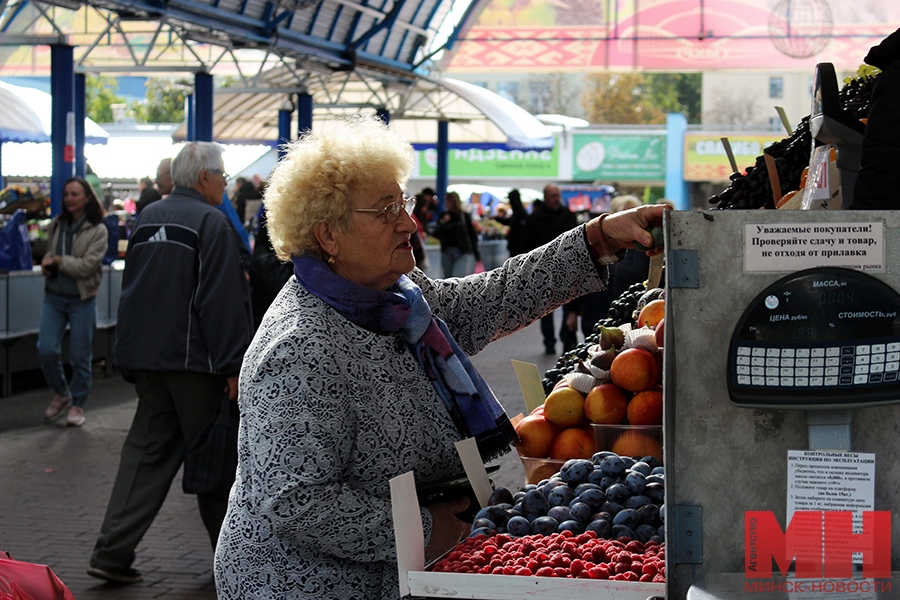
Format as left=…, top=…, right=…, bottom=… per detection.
left=328, top=255, right=335, bottom=264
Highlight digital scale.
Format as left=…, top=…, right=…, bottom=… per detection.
left=728, top=266, right=900, bottom=451
left=728, top=267, right=900, bottom=410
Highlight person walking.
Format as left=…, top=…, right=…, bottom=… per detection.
left=524, top=183, right=579, bottom=354
left=433, top=190, right=480, bottom=277
left=87, top=141, right=253, bottom=584
left=38, top=177, right=109, bottom=427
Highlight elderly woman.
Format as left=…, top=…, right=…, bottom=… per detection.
left=214, top=114, right=666, bottom=600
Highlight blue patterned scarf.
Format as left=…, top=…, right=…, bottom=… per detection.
left=292, top=255, right=517, bottom=462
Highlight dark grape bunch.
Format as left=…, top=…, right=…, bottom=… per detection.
left=541, top=282, right=651, bottom=395
left=707, top=116, right=812, bottom=210
left=709, top=65, right=880, bottom=211
left=840, top=65, right=880, bottom=121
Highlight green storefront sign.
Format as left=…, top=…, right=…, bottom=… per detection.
left=572, top=135, right=666, bottom=181
left=417, top=145, right=559, bottom=178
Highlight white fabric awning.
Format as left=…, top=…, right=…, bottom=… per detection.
left=0, top=80, right=110, bottom=145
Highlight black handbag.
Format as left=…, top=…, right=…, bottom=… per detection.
left=182, top=391, right=239, bottom=498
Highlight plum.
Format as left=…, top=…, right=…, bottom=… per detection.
left=540, top=480, right=566, bottom=499
left=468, top=526, right=492, bottom=538
left=612, top=508, right=640, bottom=530
left=657, top=525, right=666, bottom=540
left=620, top=457, right=636, bottom=470
left=623, top=495, right=650, bottom=510
left=629, top=461, right=652, bottom=476
left=605, top=482, right=630, bottom=504
left=547, top=485, right=575, bottom=507
left=577, top=488, right=606, bottom=511
left=531, top=516, right=560, bottom=536
left=513, top=490, right=527, bottom=503
left=612, top=524, right=636, bottom=540
left=646, top=474, right=665, bottom=486
left=569, top=501, right=592, bottom=524
left=506, top=515, right=531, bottom=537
left=558, top=520, right=585, bottom=534
left=590, top=511, right=612, bottom=524
left=635, top=524, right=657, bottom=543
left=600, top=456, right=626, bottom=478
left=523, top=489, right=549, bottom=520
left=548, top=506, right=572, bottom=522
left=488, top=487, right=514, bottom=506
left=560, top=459, right=593, bottom=486
left=574, top=483, right=601, bottom=495
left=624, top=471, right=647, bottom=495
left=586, top=518, right=612, bottom=538
left=644, top=482, right=665, bottom=504
left=642, top=456, right=663, bottom=469
left=636, top=503, right=660, bottom=525
left=600, top=501, right=624, bottom=517
left=651, top=466, right=665, bottom=476
left=472, top=518, right=496, bottom=531
left=587, top=469, right=610, bottom=487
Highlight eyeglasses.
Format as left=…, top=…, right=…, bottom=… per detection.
left=350, top=196, right=417, bottom=224
left=208, top=168, right=229, bottom=181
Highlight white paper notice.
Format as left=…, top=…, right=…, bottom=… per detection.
left=744, top=222, right=884, bottom=272
left=787, top=450, right=876, bottom=564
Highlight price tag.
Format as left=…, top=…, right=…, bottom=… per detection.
left=511, top=359, right=546, bottom=415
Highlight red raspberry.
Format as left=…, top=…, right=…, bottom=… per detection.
left=587, top=566, right=609, bottom=579
left=515, top=567, right=533, bottom=576
left=502, top=565, right=516, bottom=576
left=630, top=560, right=643, bottom=574
left=570, top=559, right=585, bottom=577
left=449, top=551, right=463, bottom=561
left=653, top=573, right=666, bottom=582
left=560, top=529, right=574, bottom=538
left=622, top=571, right=639, bottom=581
left=640, top=573, right=654, bottom=582
left=642, top=562, right=658, bottom=576
left=526, top=559, right=539, bottom=572
left=625, top=540, right=644, bottom=553
left=491, top=565, right=504, bottom=574
left=535, top=567, right=556, bottom=577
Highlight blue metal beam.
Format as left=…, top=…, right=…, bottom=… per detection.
left=297, top=92, right=313, bottom=136
left=50, top=44, right=74, bottom=218
left=195, top=72, right=214, bottom=141
left=75, top=72, right=86, bottom=177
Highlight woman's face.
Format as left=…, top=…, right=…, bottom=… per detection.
left=63, top=181, right=90, bottom=220
left=331, top=181, right=417, bottom=290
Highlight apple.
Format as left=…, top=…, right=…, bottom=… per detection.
left=552, top=378, right=570, bottom=391
left=627, top=390, right=663, bottom=426
left=514, top=415, right=558, bottom=458
left=543, top=387, right=586, bottom=429
left=637, top=299, right=665, bottom=328
left=610, top=348, right=658, bottom=392
left=655, top=318, right=665, bottom=348
left=549, top=427, right=597, bottom=461
left=584, top=383, right=629, bottom=424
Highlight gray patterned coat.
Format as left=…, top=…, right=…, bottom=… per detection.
left=214, top=226, right=608, bottom=599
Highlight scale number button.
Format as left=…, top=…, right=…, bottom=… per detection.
left=825, top=376, right=839, bottom=385
left=872, top=353, right=886, bottom=363
left=795, top=378, right=809, bottom=386
left=872, top=344, right=886, bottom=354
left=737, top=346, right=751, bottom=355
left=810, top=377, right=824, bottom=386
left=826, top=347, right=840, bottom=357
left=812, top=348, right=826, bottom=357
left=888, top=342, right=900, bottom=353
left=796, top=348, right=810, bottom=358
left=752, top=376, right=765, bottom=385
left=856, top=345, right=871, bottom=355
left=853, top=374, right=868, bottom=384
left=737, top=375, right=751, bottom=385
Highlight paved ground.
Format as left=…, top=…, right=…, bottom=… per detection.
left=0, top=313, right=565, bottom=599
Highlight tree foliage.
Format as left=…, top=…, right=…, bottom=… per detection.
left=85, top=75, right=125, bottom=123
left=581, top=72, right=701, bottom=125
left=127, top=76, right=190, bottom=123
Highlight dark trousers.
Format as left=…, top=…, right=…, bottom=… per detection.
left=540, top=306, right=576, bottom=353
left=91, top=370, right=228, bottom=571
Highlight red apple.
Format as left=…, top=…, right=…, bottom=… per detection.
left=584, top=383, right=629, bottom=424
left=514, top=415, right=559, bottom=458
left=610, top=348, right=658, bottom=392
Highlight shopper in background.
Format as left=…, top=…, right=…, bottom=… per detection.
left=155, top=158, right=173, bottom=196
left=524, top=183, right=579, bottom=354
left=87, top=141, right=253, bottom=585
left=568, top=195, right=650, bottom=338
left=213, top=113, right=668, bottom=600
left=232, top=176, right=263, bottom=225
left=134, top=176, right=160, bottom=216
left=38, top=177, right=109, bottom=427
left=503, top=188, right=530, bottom=257
left=433, top=190, right=480, bottom=277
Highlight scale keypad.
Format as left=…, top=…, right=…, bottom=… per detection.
left=733, top=343, right=900, bottom=388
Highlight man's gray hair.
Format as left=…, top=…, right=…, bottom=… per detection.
left=171, top=142, right=225, bottom=188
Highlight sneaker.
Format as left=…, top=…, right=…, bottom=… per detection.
left=86, top=566, right=143, bottom=584
left=66, top=406, right=85, bottom=427
left=44, top=395, right=71, bottom=420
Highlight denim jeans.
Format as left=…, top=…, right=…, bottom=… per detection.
left=441, top=247, right=475, bottom=278
left=36, top=292, right=97, bottom=407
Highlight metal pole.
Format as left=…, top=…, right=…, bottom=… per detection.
left=436, top=120, right=449, bottom=214
left=75, top=72, right=86, bottom=177
left=185, top=93, right=195, bottom=142
left=278, top=107, right=292, bottom=161
left=50, top=44, right=75, bottom=218
left=194, top=72, right=214, bottom=142
left=297, top=92, right=313, bottom=136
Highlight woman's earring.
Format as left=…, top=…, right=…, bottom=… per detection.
left=328, top=255, right=335, bottom=264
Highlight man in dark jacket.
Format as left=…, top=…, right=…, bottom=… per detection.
left=525, top=183, right=579, bottom=354
left=87, top=142, right=254, bottom=584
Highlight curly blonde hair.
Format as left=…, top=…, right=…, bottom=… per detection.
left=265, top=114, right=416, bottom=261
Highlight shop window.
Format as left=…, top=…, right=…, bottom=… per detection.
left=528, top=81, right=551, bottom=114
left=497, top=81, right=519, bottom=104
left=769, top=76, right=784, bottom=98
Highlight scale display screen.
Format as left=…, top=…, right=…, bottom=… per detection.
left=728, top=267, right=900, bottom=409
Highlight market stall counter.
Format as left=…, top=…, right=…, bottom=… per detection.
left=0, top=262, right=123, bottom=396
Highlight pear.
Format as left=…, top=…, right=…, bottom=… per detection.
left=598, top=326, right=626, bottom=351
